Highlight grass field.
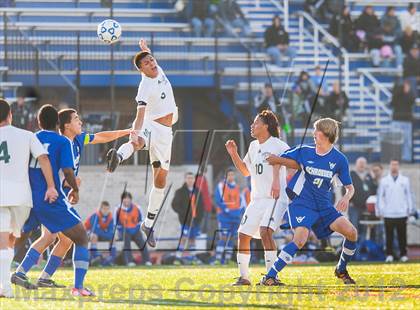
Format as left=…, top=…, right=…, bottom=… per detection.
left=1, top=262, right=419, bottom=309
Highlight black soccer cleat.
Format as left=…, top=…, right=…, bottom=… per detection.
left=11, top=272, right=38, bottom=290
left=141, top=222, right=156, bottom=248
left=231, top=277, right=251, bottom=286
left=37, top=278, right=66, bottom=288
left=106, top=148, right=121, bottom=173
left=258, top=276, right=285, bottom=286
left=335, top=268, right=356, bottom=285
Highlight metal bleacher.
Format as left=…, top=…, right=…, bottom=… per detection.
left=0, top=0, right=418, bottom=162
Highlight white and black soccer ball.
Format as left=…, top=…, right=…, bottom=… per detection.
left=97, top=19, right=122, bottom=44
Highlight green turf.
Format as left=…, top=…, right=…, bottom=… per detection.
left=1, top=262, right=419, bottom=309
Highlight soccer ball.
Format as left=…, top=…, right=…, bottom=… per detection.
left=97, top=19, right=122, bottom=44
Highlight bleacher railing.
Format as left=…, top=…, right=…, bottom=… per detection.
left=297, top=11, right=350, bottom=94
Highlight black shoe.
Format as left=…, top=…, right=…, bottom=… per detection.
left=106, top=148, right=121, bottom=172
left=141, top=222, right=156, bottom=248
left=257, top=276, right=285, bottom=286
left=37, top=278, right=66, bottom=288
left=11, top=272, right=38, bottom=290
left=232, top=277, right=251, bottom=286
left=335, top=268, right=356, bottom=285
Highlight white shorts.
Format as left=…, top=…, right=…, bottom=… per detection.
left=0, top=206, right=31, bottom=238
left=238, top=198, right=287, bottom=239
left=138, top=119, right=173, bottom=171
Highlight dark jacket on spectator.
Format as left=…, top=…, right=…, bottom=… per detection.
left=380, top=14, right=402, bottom=40
left=355, top=11, right=380, bottom=33
left=264, top=24, right=289, bottom=47
left=190, top=0, right=211, bottom=20
left=218, top=0, right=245, bottom=22
left=350, top=171, right=371, bottom=209
left=390, top=85, right=415, bottom=121
left=324, top=90, right=349, bottom=120
left=400, top=32, right=419, bottom=55
left=172, top=184, right=204, bottom=225
left=403, top=53, right=420, bottom=78
left=366, top=27, right=384, bottom=50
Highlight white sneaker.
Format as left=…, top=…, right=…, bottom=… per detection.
left=385, top=255, right=394, bottom=263
left=144, top=261, right=152, bottom=266
left=400, top=256, right=408, bottom=262
left=127, top=262, right=136, bottom=267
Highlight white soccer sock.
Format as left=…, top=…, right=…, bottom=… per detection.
left=117, top=142, right=134, bottom=161
left=0, top=249, right=12, bottom=291
left=144, top=186, right=165, bottom=228
left=264, top=250, right=278, bottom=272
left=237, top=253, right=251, bottom=280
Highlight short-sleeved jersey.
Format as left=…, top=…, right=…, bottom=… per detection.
left=61, top=132, right=94, bottom=195
left=29, top=130, right=74, bottom=204
left=282, top=145, right=352, bottom=209
left=135, top=66, right=178, bottom=124
left=0, top=125, right=47, bottom=207
left=243, top=136, right=290, bottom=203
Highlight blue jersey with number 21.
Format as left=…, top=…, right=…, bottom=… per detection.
left=282, top=145, right=352, bottom=210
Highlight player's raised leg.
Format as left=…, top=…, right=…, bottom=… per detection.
left=330, top=216, right=358, bottom=284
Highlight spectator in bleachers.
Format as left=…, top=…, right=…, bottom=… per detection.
left=172, top=172, right=204, bottom=263
left=329, top=5, right=360, bottom=52
left=264, top=15, right=296, bottom=67
left=376, top=159, right=414, bottom=263
left=366, top=163, right=385, bottom=247
left=355, top=5, right=380, bottom=48
left=304, top=0, right=344, bottom=24
left=290, top=71, right=316, bottom=124
left=400, top=26, right=419, bottom=55
left=218, top=0, right=252, bottom=37
left=254, top=83, right=280, bottom=114
left=390, top=80, right=415, bottom=162
left=195, top=167, right=213, bottom=233
left=310, top=65, right=328, bottom=95
left=367, top=26, right=387, bottom=67
left=115, top=192, right=151, bottom=267
left=323, top=81, right=349, bottom=122
left=84, top=201, right=116, bottom=266
left=381, top=6, right=403, bottom=68
left=187, top=0, right=215, bottom=37
left=400, top=3, right=419, bottom=35
left=403, top=44, right=420, bottom=97
left=348, top=157, right=371, bottom=243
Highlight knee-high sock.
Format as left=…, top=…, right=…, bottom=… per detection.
left=224, top=239, right=233, bottom=263
left=73, top=245, right=89, bottom=289
left=237, top=253, right=251, bottom=279
left=117, top=142, right=134, bottom=161
left=267, top=242, right=298, bottom=278
left=215, top=239, right=225, bottom=263
left=144, top=186, right=165, bottom=228
left=0, top=249, right=13, bottom=291
left=16, top=247, right=40, bottom=275
left=337, top=239, right=357, bottom=273
left=264, top=250, right=278, bottom=272
left=39, top=254, right=62, bottom=280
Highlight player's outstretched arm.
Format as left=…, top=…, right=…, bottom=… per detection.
left=38, top=154, right=59, bottom=203
left=266, top=154, right=300, bottom=170
left=62, top=168, right=79, bottom=204
left=225, top=140, right=250, bottom=177
left=90, top=129, right=131, bottom=144
left=139, top=39, right=151, bottom=53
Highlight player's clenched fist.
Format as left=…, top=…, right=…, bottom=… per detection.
left=225, top=140, right=237, bottom=155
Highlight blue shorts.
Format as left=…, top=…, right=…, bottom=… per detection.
left=218, top=214, right=241, bottom=238
left=287, top=198, right=343, bottom=240
left=182, top=223, right=201, bottom=239
left=29, top=198, right=81, bottom=234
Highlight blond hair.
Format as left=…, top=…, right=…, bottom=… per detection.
left=313, top=118, right=340, bottom=144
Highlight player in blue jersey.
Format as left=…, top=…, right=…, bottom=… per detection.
left=259, top=118, right=357, bottom=285
left=14, top=108, right=129, bottom=291
left=11, top=105, right=94, bottom=296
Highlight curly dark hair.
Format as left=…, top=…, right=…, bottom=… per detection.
left=257, top=110, right=280, bottom=138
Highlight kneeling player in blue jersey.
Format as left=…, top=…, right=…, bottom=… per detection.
left=260, top=118, right=357, bottom=285
left=11, top=105, right=94, bottom=296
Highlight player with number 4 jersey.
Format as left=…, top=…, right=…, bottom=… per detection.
left=226, top=110, right=289, bottom=286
